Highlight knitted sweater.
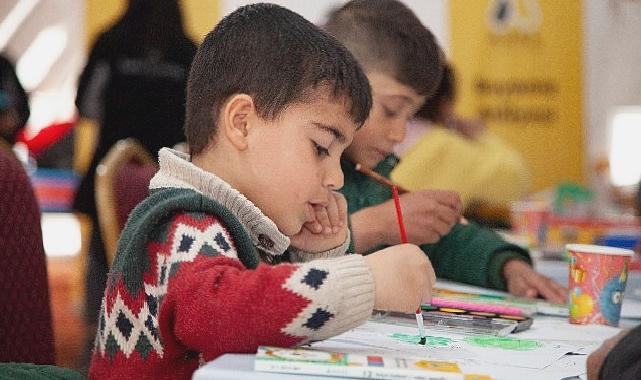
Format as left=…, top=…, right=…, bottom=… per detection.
left=89, top=148, right=375, bottom=380
left=341, top=155, right=531, bottom=290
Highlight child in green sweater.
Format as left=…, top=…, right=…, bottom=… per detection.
left=325, top=0, right=566, bottom=303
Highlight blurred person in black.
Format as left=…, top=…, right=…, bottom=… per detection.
left=73, top=0, right=197, bottom=352
left=0, top=54, right=30, bottom=149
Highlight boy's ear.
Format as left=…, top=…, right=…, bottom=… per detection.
left=221, top=94, right=255, bottom=151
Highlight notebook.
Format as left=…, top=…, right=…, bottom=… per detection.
left=254, top=346, right=491, bottom=380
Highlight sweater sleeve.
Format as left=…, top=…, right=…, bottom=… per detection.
left=287, top=230, right=352, bottom=262
left=420, top=222, right=532, bottom=290
left=157, top=212, right=374, bottom=361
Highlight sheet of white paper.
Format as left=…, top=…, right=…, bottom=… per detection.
left=453, top=354, right=587, bottom=380
left=311, top=320, right=585, bottom=370
left=516, top=317, right=620, bottom=342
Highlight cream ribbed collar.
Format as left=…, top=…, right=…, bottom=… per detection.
left=149, top=148, right=290, bottom=256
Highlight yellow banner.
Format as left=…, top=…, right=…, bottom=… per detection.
left=450, top=0, right=584, bottom=191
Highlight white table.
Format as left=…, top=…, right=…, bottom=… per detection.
left=193, top=264, right=641, bottom=380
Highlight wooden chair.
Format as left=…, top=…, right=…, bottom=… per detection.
left=95, top=138, right=158, bottom=267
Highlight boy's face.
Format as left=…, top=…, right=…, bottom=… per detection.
left=241, top=91, right=356, bottom=236
left=343, top=72, right=425, bottom=168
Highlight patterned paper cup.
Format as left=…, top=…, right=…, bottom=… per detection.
left=510, top=201, right=549, bottom=247
left=567, top=244, right=634, bottom=326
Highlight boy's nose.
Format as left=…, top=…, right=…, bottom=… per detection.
left=323, top=163, right=344, bottom=190
left=387, top=121, right=407, bottom=143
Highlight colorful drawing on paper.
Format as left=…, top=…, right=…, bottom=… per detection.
left=389, top=333, right=453, bottom=347
left=464, top=336, right=542, bottom=351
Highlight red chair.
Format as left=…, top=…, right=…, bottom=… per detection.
left=0, top=148, right=55, bottom=364
left=95, top=138, right=158, bottom=267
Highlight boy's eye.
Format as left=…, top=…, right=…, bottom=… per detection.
left=313, top=141, right=330, bottom=158
left=382, top=105, right=398, bottom=118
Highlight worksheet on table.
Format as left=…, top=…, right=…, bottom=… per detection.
left=311, top=320, right=587, bottom=370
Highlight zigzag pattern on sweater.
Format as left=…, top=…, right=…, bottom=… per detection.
left=95, top=214, right=239, bottom=360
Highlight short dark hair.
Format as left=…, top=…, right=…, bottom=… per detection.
left=325, top=0, right=444, bottom=98
left=185, top=3, right=372, bottom=156
left=415, top=63, right=455, bottom=122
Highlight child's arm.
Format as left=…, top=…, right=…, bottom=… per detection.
left=164, top=255, right=374, bottom=360
left=155, top=212, right=374, bottom=361
left=420, top=223, right=566, bottom=303
left=154, top=212, right=435, bottom=361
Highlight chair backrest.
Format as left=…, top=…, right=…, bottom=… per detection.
left=95, top=138, right=158, bottom=267
left=0, top=148, right=55, bottom=364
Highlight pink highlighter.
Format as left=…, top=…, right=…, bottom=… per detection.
left=428, top=298, right=527, bottom=317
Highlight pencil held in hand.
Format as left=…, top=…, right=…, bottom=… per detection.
left=355, top=163, right=409, bottom=193
left=392, top=185, right=426, bottom=345
left=391, top=186, right=408, bottom=244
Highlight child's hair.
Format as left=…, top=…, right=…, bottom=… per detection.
left=325, top=0, right=444, bottom=98
left=185, top=3, right=372, bottom=156
left=415, top=63, right=455, bottom=122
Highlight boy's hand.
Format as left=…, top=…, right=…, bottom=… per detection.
left=381, top=190, right=462, bottom=245
left=289, top=191, right=348, bottom=253
left=364, top=244, right=435, bottom=313
left=503, top=259, right=567, bottom=304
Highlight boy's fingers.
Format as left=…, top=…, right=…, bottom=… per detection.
left=333, top=192, right=348, bottom=227
left=525, top=288, right=538, bottom=298
left=549, top=281, right=568, bottom=303
left=508, top=275, right=530, bottom=297
left=314, top=206, right=332, bottom=233
left=326, top=195, right=340, bottom=231
left=532, top=276, right=567, bottom=304
left=431, top=190, right=462, bottom=212
left=304, top=221, right=323, bottom=234
left=435, top=204, right=460, bottom=227
left=431, top=218, right=451, bottom=238
left=428, top=263, right=436, bottom=285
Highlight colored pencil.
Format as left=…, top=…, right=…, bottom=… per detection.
left=391, top=185, right=426, bottom=345
left=355, top=163, right=409, bottom=193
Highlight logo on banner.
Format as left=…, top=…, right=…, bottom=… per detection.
left=486, top=0, right=543, bottom=35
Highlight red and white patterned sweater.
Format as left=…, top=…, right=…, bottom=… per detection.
left=89, top=148, right=375, bottom=379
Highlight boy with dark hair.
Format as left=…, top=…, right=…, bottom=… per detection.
left=325, top=0, right=566, bottom=302
left=90, top=4, right=434, bottom=379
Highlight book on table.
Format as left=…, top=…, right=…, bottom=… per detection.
left=254, top=346, right=491, bottom=380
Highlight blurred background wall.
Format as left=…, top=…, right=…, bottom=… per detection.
left=3, top=0, right=640, bottom=191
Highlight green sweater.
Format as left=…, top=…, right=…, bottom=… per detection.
left=340, top=155, right=531, bottom=290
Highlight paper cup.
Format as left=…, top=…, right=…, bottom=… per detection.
left=510, top=201, right=549, bottom=247
left=567, top=244, right=633, bottom=326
